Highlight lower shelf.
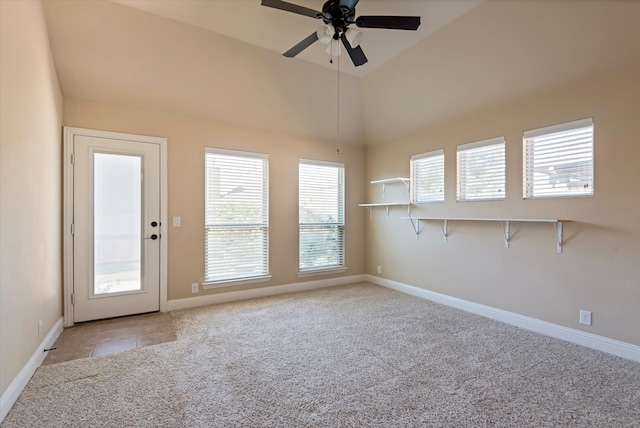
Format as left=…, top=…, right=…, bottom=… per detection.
left=402, top=217, right=567, bottom=253
left=359, top=203, right=410, bottom=219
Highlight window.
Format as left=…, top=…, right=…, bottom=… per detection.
left=411, top=149, right=445, bottom=203
left=299, top=160, right=345, bottom=273
left=205, top=148, right=269, bottom=285
left=523, top=118, right=594, bottom=199
left=457, top=137, right=505, bottom=201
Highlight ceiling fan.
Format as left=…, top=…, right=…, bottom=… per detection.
left=261, top=0, right=421, bottom=67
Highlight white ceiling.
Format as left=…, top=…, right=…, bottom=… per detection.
left=41, top=0, right=640, bottom=146
left=111, top=0, right=483, bottom=77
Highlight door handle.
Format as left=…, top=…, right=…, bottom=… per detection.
left=145, top=234, right=159, bottom=240
left=151, top=221, right=159, bottom=227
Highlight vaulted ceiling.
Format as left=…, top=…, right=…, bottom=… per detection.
left=109, top=0, right=483, bottom=78
left=42, top=0, right=640, bottom=145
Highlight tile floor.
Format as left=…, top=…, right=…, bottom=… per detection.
left=42, top=312, right=177, bottom=365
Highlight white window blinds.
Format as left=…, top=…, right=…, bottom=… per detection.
left=299, top=160, right=345, bottom=272
left=457, top=137, right=505, bottom=202
left=205, top=148, right=268, bottom=283
left=411, top=149, right=445, bottom=203
left=523, top=118, right=594, bottom=199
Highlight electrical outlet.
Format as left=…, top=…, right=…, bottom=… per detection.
left=191, top=283, right=199, bottom=294
left=173, top=216, right=181, bottom=227
left=38, top=320, right=43, bottom=338
left=377, top=265, right=382, bottom=274
left=579, top=310, right=592, bottom=326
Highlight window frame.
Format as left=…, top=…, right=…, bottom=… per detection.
left=204, top=147, right=270, bottom=288
left=523, top=118, right=594, bottom=200
left=456, top=136, right=506, bottom=202
left=410, top=149, right=445, bottom=203
left=298, top=159, right=346, bottom=276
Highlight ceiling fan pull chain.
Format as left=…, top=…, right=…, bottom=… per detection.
left=337, top=52, right=340, bottom=136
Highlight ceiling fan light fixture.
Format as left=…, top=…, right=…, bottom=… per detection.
left=316, top=24, right=334, bottom=44
left=344, top=28, right=362, bottom=48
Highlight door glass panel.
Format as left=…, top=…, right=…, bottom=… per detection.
left=93, top=153, right=142, bottom=295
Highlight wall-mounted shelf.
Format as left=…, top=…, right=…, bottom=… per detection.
left=360, top=177, right=411, bottom=219
left=403, top=217, right=567, bottom=253
left=370, top=177, right=410, bottom=196
left=359, top=203, right=411, bottom=219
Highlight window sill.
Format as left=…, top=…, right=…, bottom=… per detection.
left=203, top=275, right=272, bottom=290
left=297, top=267, right=348, bottom=278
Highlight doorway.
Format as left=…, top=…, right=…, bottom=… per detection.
left=63, top=127, right=167, bottom=326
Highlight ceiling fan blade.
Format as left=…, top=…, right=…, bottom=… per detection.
left=355, top=16, right=421, bottom=31
left=340, top=33, right=368, bottom=67
left=283, top=32, right=319, bottom=58
left=261, top=0, right=321, bottom=19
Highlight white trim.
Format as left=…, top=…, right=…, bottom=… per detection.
left=159, top=136, right=169, bottom=312
left=205, top=146, right=268, bottom=159
left=523, top=117, right=593, bottom=140
left=411, top=148, right=444, bottom=161
left=63, top=127, right=168, bottom=326
left=299, top=158, right=344, bottom=168
left=457, top=136, right=504, bottom=152
left=168, top=274, right=365, bottom=311
left=63, top=128, right=74, bottom=327
left=0, top=317, right=63, bottom=423
left=297, top=267, right=348, bottom=278
left=203, top=275, right=272, bottom=290
left=365, top=275, right=640, bottom=363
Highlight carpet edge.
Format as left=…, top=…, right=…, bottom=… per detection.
left=367, top=275, right=640, bottom=363
left=167, top=274, right=367, bottom=311
left=0, top=316, right=63, bottom=423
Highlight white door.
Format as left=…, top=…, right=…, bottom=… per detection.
left=71, top=133, right=162, bottom=322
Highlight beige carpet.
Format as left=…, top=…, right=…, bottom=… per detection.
left=3, top=282, right=639, bottom=427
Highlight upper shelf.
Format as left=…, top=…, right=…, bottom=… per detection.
left=359, top=203, right=409, bottom=207
left=360, top=178, right=411, bottom=218
left=370, top=177, right=410, bottom=196
left=370, top=177, right=410, bottom=185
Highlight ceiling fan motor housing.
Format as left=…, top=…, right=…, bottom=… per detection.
left=321, top=0, right=357, bottom=37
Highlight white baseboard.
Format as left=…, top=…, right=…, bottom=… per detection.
left=0, top=317, right=63, bottom=423
left=365, top=275, right=640, bottom=363
left=168, top=274, right=366, bottom=311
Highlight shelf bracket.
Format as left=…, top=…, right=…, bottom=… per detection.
left=401, top=179, right=410, bottom=195
left=385, top=205, right=390, bottom=220
left=554, top=221, right=563, bottom=253
left=409, top=218, right=420, bottom=239
left=440, top=219, right=448, bottom=242
left=501, top=221, right=511, bottom=248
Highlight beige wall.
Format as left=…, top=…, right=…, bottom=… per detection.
left=41, top=0, right=365, bottom=146
left=361, top=0, right=640, bottom=145
left=0, top=0, right=63, bottom=395
left=365, top=67, right=640, bottom=346
left=1, top=0, right=637, bottom=407
left=63, top=99, right=366, bottom=300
